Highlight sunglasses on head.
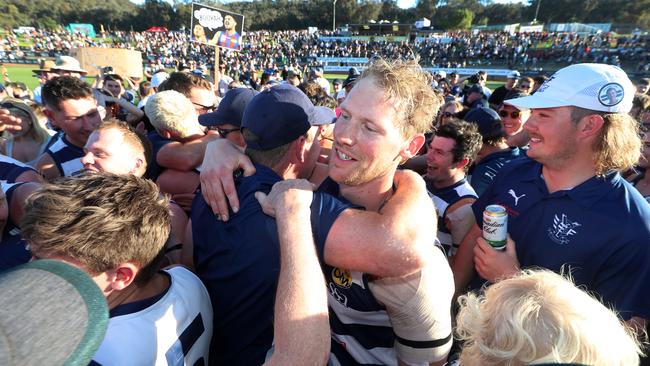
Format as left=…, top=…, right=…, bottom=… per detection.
left=1, top=101, right=32, bottom=116
left=498, top=110, right=521, bottom=119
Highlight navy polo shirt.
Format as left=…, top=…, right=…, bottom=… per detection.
left=469, top=147, right=521, bottom=197
left=473, top=157, right=650, bottom=320
left=191, top=164, right=349, bottom=366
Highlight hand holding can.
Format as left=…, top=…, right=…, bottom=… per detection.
left=483, top=205, right=508, bottom=251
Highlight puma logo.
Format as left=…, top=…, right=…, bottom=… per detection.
left=508, top=189, right=526, bottom=206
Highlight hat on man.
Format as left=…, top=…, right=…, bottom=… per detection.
left=0, top=260, right=108, bottom=366
left=242, top=84, right=333, bottom=150
left=313, top=106, right=336, bottom=125
left=436, top=70, right=447, bottom=79
left=464, top=107, right=506, bottom=142
left=200, top=88, right=259, bottom=128
left=505, top=63, right=635, bottom=113
left=468, top=84, right=484, bottom=95
left=507, top=70, right=521, bottom=80
left=32, top=59, right=56, bottom=75
left=150, top=71, right=170, bottom=88
left=333, top=78, right=343, bottom=86
left=52, top=56, right=87, bottom=75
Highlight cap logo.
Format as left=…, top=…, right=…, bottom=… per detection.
left=536, top=75, right=556, bottom=94
left=598, top=83, right=624, bottom=107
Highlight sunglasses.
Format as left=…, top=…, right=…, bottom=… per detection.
left=498, top=110, right=521, bottom=119
left=442, top=112, right=457, bottom=118
left=520, top=84, right=531, bottom=89
left=211, top=126, right=241, bottom=137
left=192, top=102, right=217, bottom=113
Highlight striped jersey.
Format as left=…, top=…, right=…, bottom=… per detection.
left=427, top=178, right=477, bottom=257
left=91, top=266, right=213, bottom=365
left=0, top=154, right=37, bottom=183
left=44, top=134, right=85, bottom=177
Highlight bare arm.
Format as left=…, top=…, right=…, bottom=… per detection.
left=35, top=153, right=61, bottom=181
left=199, top=139, right=256, bottom=219
left=164, top=202, right=188, bottom=265
left=324, top=169, right=436, bottom=277
left=257, top=183, right=330, bottom=366
left=451, top=224, right=481, bottom=295
left=10, top=182, right=41, bottom=226
left=157, top=134, right=220, bottom=171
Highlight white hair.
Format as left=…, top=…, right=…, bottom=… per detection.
left=144, top=90, right=199, bottom=138
left=456, top=269, right=642, bottom=366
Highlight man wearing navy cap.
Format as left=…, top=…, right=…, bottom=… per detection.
left=464, top=107, right=521, bottom=196
left=187, top=84, right=338, bottom=365
left=198, top=88, right=259, bottom=148
left=453, top=63, right=650, bottom=328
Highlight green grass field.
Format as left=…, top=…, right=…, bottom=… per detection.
left=3, top=64, right=504, bottom=93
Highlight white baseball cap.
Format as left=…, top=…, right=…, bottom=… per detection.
left=150, top=71, right=170, bottom=88
left=505, top=63, right=634, bottom=113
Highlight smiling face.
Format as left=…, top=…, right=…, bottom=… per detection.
left=524, top=106, right=580, bottom=167
left=328, top=77, right=411, bottom=187
left=499, top=104, right=530, bottom=136
left=81, top=128, right=143, bottom=176
left=426, top=136, right=459, bottom=187
left=46, top=97, right=103, bottom=148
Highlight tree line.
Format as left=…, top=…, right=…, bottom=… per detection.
left=1, top=0, right=648, bottom=33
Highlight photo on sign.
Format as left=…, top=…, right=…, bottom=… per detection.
left=191, top=3, right=244, bottom=51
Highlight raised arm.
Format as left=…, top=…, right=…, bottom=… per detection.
left=323, top=169, right=436, bottom=277
left=257, top=183, right=330, bottom=366
left=157, top=134, right=220, bottom=171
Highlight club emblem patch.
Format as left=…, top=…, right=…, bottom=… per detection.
left=598, top=83, right=624, bottom=107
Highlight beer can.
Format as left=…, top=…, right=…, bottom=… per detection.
left=483, top=205, right=507, bottom=250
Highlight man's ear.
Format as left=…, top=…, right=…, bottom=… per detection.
left=454, top=157, right=471, bottom=171
left=43, top=109, right=58, bottom=128
left=107, top=263, right=139, bottom=291
left=159, top=129, right=173, bottom=140
left=579, top=114, right=605, bottom=139
left=399, top=134, right=426, bottom=162
left=131, top=157, right=145, bottom=176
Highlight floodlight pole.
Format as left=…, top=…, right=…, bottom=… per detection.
left=533, top=0, right=542, bottom=23
left=333, top=0, right=337, bottom=32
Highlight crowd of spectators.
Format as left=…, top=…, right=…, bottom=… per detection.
left=2, top=28, right=649, bottom=75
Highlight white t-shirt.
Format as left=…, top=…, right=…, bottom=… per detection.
left=91, top=266, right=213, bottom=365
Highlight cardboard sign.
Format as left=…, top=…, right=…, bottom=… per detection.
left=191, top=3, right=244, bottom=51
left=70, top=48, right=143, bottom=79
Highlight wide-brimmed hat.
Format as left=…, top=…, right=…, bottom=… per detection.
left=32, top=59, right=57, bottom=75
left=52, top=56, right=87, bottom=75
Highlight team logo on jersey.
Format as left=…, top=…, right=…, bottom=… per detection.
left=597, top=83, right=625, bottom=107
left=547, top=214, right=581, bottom=245
left=331, top=267, right=352, bottom=289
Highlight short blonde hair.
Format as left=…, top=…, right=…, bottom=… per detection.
left=456, top=269, right=641, bottom=366
left=96, top=119, right=151, bottom=176
left=144, top=90, right=198, bottom=138
left=358, top=58, right=440, bottom=138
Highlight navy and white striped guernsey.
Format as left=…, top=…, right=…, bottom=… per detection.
left=316, top=177, right=451, bottom=366
left=45, top=134, right=85, bottom=177
left=0, top=154, right=37, bottom=183
left=427, top=178, right=477, bottom=257
left=0, top=181, right=30, bottom=272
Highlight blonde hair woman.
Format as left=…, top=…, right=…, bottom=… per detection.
left=0, top=98, right=55, bottom=166
left=456, top=269, right=642, bottom=366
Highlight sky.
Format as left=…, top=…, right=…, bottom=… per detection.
left=131, top=0, right=527, bottom=9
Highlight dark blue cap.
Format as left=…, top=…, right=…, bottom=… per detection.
left=464, top=107, right=506, bottom=141
left=242, top=84, right=321, bottom=151
left=199, top=88, right=259, bottom=127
